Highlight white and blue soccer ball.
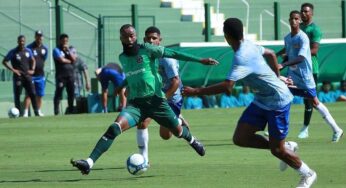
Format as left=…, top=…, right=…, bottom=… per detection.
left=8, top=107, right=20, bottom=118
left=126, top=153, right=148, bottom=175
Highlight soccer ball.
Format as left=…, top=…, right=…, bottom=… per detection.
left=126, top=153, right=148, bottom=175
left=8, top=107, right=20, bottom=118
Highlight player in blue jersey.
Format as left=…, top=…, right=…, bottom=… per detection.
left=95, top=63, right=126, bottom=113
left=136, top=26, right=190, bottom=163
left=2, top=35, right=40, bottom=117
left=183, top=18, right=316, bottom=188
left=277, top=10, right=343, bottom=142
left=23, top=30, right=48, bottom=117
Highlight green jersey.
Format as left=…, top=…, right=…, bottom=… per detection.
left=300, top=22, right=322, bottom=74
left=119, top=43, right=201, bottom=100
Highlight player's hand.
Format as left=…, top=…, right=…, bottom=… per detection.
left=278, top=63, right=284, bottom=70
left=13, top=69, right=21, bottom=76
left=27, top=70, right=34, bottom=75
left=200, top=58, right=219, bottom=65
left=85, top=82, right=91, bottom=91
left=280, top=76, right=295, bottom=87
left=182, top=86, right=198, bottom=96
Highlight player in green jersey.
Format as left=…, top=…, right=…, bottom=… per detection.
left=298, top=2, right=323, bottom=139
left=71, top=24, right=219, bottom=175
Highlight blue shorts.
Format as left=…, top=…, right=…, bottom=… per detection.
left=289, top=88, right=317, bottom=98
left=238, top=103, right=290, bottom=140
left=99, top=68, right=125, bottom=91
left=32, top=76, right=45, bottom=97
left=168, top=98, right=183, bottom=116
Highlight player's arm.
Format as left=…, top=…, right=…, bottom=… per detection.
left=27, top=56, right=36, bottom=75
left=53, top=47, right=73, bottom=64
left=166, top=76, right=180, bottom=99
left=263, top=48, right=280, bottom=77
left=183, top=80, right=235, bottom=96
left=2, top=52, right=21, bottom=76
left=163, top=48, right=219, bottom=65
left=310, top=42, right=319, bottom=56
left=115, top=87, right=127, bottom=111
left=279, top=55, right=305, bottom=70
left=82, top=69, right=91, bottom=91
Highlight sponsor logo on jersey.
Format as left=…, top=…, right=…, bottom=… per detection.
left=126, top=68, right=146, bottom=77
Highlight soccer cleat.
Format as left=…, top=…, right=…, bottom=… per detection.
left=38, top=110, right=44, bottom=117
left=332, top=129, right=343, bottom=142
left=190, top=137, right=206, bottom=156
left=70, top=159, right=91, bottom=175
left=296, top=170, right=317, bottom=188
left=298, top=126, right=309, bottom=139
left=279, top=141, right=298, bottom=171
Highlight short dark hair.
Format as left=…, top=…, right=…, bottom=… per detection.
left=301, top=3, right=314, bottom=10
left=223, top=18, right=243, bottom=40
left=17, top=35, right=25, bottom=41
left=145, top=26, right=161, bottom=35
left=59, top=33, right=69, bottom=40
left=120, top=24, right=135, bottom=33
left=290, top=10, right=301, bottom=17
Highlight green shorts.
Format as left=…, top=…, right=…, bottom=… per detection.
left=119, top=95, right=179, bottom=129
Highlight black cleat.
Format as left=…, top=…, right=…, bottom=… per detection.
left=70, top=159, right=90, bottom=175
left=190, top=137, right=206, bottom=156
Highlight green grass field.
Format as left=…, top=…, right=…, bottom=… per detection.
left=1, top=103, right=345, bottom=188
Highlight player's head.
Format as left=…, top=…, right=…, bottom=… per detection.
left=340, top=80, right=346, bottom=91
left=301, top=3, right=314, bottom=23
left=59, top=33, right=69, bottom=48
left=35, top=30, right=43, bottom=44
left=144, top=26, right=162, bottom=46
left=69, top=45, right=77, bottom=56
left=321, top=81, right=332, bottom=92
left=223, top=18, right=243, bottom=45
left=289, top=10, right=301, bottom=30
left=120, top=24, right=137, bottom=47
left=17, top=35, right=25, bottom=48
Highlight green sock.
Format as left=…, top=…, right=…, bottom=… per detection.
left=180, top=126, right=192, bottom=143
left=89, top=123, right=122, bottom=162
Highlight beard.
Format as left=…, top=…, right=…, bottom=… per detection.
left=122, top=41, right=139, bottom=56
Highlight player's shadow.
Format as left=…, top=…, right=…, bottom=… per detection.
left=35, top=167, right=124, bottom=173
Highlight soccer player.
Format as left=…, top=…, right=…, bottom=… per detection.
left=23, top=30, right=48, bottom=117
left=53, top=33, right=77, bottom=115
left=94, top=63, right=126, bottom=113
left=136, top=26, right=191, bottom=163
left=2, top=35, right=40, bottom=117
left=183, top=17, right=317, bottom=188
left=71, top=24, right=218, bottom=175
left=298, top=2, right=323, bottom=139
left=277, top=11, right=343, bottom=142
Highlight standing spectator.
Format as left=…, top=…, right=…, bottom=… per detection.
left=69, top=46, right=91, bottom=98
left=185, top=96, right=203, bottom=109
left=53, top=33, right=76, bottom=115
left=2, top=35, right=40, bottom=116
left=95, top=63, right=126, bottom=113
left=237, top=85, right=254, bottom=106
left=335, top=80, right=346, bottom=101
left=299, top=2, right=323, bottom=138
left=23, top=30, right=48, bottom=117
left=220, top=90, right=240, bottom=108
left=318, top=81, right=336, bottom=103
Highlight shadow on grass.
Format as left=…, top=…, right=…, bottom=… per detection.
left=35, top=167, right=125, bottom=173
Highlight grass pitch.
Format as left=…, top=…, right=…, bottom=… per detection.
left=1, top=103, right=345, bottom=188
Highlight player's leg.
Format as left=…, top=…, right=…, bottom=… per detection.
left=23, top=95, right=31, bottom=117
left=159, top=100, right=184, bottom=140
left=150, top=96, right=205, bottom=156
left=233, top=103, right=269, bottom=149
left=312, top=96, right=343, bottom=142
left=23, top=76, right=39, bottom=116
left=137, top=118, right=150, bottom=163
left=13, top=77, right=23, bottom=114
left=54, top=78, right=64, bottom=115
left=71, top=105, right=142, bottom=174
left=34, top=76, right=46, bottom=116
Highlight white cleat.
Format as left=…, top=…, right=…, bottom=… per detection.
left=38, top=110, right=44, bottom=117
left=298, top=126, right=309, bottom=139
left=296, top=170, right=317, bottom=188
left=279, top=141, right=298, bottom=171
left=332, top=129, right=343, bottom=142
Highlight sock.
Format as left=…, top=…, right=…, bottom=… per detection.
left=296, top=161, right=311, bottom=176
left=179, top=126, right=193, bottom=143
left=86, top=158, right=94, bottom=168
left=316, top=103, right=341, bottom=132
left=137, top=128, right=149, bottom=162
left=89, top=123, right=122, bottom=162
left=23, top=109, right=29, bottom=116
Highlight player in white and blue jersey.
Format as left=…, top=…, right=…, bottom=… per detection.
left=136, top=26, right=190, bottom=164
left=183, top=17, right=316, bottom=188
left=277, top=10, right=343, bottom=142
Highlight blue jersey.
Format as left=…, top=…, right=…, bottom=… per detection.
left=27, top=42, right=48, bottom=76
left=335, top=89, right=346, bottom=99
left=284, top=30, right=315, bottom=89
left=98, top=64, right=126, bottom=91
left=238, top=92, right=254, bottom=106
left=158, top=57, right=183, bottom=103
left=220, top=94, right=240, bottom=108
left=318, top=91, right=336, bottom=103
left=226, top=40, right=293, bottom=110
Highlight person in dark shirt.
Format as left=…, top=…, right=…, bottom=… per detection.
left=53, top=33, right=77, bottom=115
left=23, top=30, right=48, bottom=117
left=2, top=35, right=40, bottom=116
